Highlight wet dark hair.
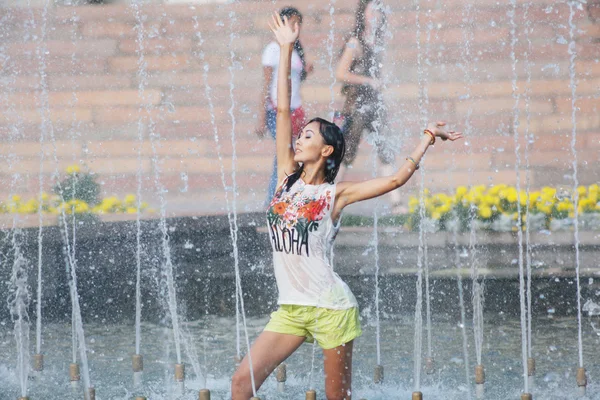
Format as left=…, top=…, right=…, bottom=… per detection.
left=279, top=7, right=308, bottom=81
left=285, top=118, right=346, bottom=191
left=347, top=0, right=387, bottom=52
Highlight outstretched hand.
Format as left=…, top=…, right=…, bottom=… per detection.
left=427, top=121, right=463, bottom=142
left=268, top=12, right=299, bottom=46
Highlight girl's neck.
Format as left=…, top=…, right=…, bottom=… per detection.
left=301, top=166, right=327, bottom=186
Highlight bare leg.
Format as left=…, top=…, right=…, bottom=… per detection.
left=323, top=340, right=354, bottom=400
left=231, top=331, right=305, bottom=400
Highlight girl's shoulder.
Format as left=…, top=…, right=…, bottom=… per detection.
left=262, top=41, right=280, bottom=66
left=263, top=41, right=280, bottom=54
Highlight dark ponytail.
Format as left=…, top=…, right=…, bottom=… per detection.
left=285, top=118, right=346, bottom=191
left=279, top=7, right=308, bottom=81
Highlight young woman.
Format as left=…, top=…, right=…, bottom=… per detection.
left=256, top=6, right=313, bottom=204
left=335, top=0, right=403, bottom=212
left=232, top=13, right=462, bottom=400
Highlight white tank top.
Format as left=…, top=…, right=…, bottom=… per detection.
left=266, top=177, right=358, bottom=310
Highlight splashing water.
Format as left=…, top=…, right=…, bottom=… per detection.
left=509, top=0, right=529, bottom=392
left=35, top=0, right=94, bottom=395
left=413, top=0, right=427, bottom=390
left=567, top=0, right=583, bottom=369
left=131, top=0, right=186, bottom=368
left=131, top=0, right=146, bottom=361
left=8, top=228, right=30, bottom=398
left=326, top=0, right=337, bottom=112
left=522, top=1, right=534, bottom=362
left=457, top=1, right=485, bottom=369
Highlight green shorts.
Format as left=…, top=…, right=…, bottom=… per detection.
left=264, top=304, right=362, bottom=350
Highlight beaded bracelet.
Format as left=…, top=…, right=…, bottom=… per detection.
left=424, top=129, right=436, bottom=145
left=406, top=156, right=419, bottom=170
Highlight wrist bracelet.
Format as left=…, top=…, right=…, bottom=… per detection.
left=406, top=156, right=420, bottom=170
left=424, top=129, right=436, bottom=145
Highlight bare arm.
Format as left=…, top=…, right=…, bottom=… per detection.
left=333, top=123, right=463, bottom=218
left=269, top=14, right=300, bottom=183
left=255, top=66, right=273, bottom=138
left=335, top=37, right=378, bottom=87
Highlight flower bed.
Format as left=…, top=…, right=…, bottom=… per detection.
left=340, top=184, right=600, bottom=232
left=0, top=165, right=151, bottom=216
left=406, top=183, right=600, bottom=232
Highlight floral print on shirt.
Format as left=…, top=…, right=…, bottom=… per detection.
left=266, top=179, right=333, bottom=257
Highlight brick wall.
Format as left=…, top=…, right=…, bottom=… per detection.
left=0, top=0, right=598, bottom=216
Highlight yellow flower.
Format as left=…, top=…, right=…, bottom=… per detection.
left=478, top=206, right=492, bottom=219
left=529, top=192, right=540, bottom=203
left=431, top=211, right=441, bottom=220
left=66, top=164, right=81, bottom=174
left=519, top=191, right=527, bottom=206
left=541, top=187, right=556, bottom=197
left=506, top=188, right=518, bottom=203
left=557, top=201, right=574, bottom=212
left=456, top=186, right=468, bottom=198
left=126, top=207, right=137, bottom=214
left=124, top=194, right=136, bottom=204
left=538, top=205, right=552, bottom=215
left=12, top=195, right=21, bottom=203
left=489, top=184, right=507, bottom=196
left=577, top=186, right=587, bottom=196
left=484, top=195, right=500, bottom=206
left=75, top=200, right=89, bottom=213
left=438, top=204, right=451, bottom=214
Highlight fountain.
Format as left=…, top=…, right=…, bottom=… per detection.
left=1, top=1, right=599, bottom=399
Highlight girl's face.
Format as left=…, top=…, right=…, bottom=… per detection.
left=364, top=2, right=384, bottom=30
left=287, top=15, right=302, bottom=36
left=294, top=121, right=332, bottom=164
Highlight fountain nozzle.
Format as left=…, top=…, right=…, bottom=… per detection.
left=521, top=394, right=532, bottom=400
left=175, top=363, right=185, bottom=382
left=475, top=364, right=485, bottom=384
left=276, top=363, right=287, bottom=382
left=276, top=363, right=287, bottom=392
left=33, top=353, right=44, bottom=372
left=576, top=366, right=586, bottom=396
left=88, top=387, right=96, bottom=400
left=305, top=390, right=317, bottom=400
left=234, top=353, right=243, bottom=366
left=425, top=357, right=435, bottom=375
left=133, top=354, right=143, bottom=372
left=69, top=363, right=80, bottom=381
left=412, top=391, right=423, bottom=400
left=374, top=364, right=384, bottom=383
left=576, top=367, right=586, bottom=387
left=527, top=357, right=535, bottom=376
left=135, top=397, right=147, bottom=400
left=199, top=389, right=211, bottom=400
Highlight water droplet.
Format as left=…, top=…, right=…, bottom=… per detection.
left=556, top=35, right=568, bottom=45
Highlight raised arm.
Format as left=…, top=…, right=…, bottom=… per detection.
left=268, top=13, right=299, bottom=183
left=334, top=122, right=463, bottom=216
left=335, top=37, right=379, bottom=88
